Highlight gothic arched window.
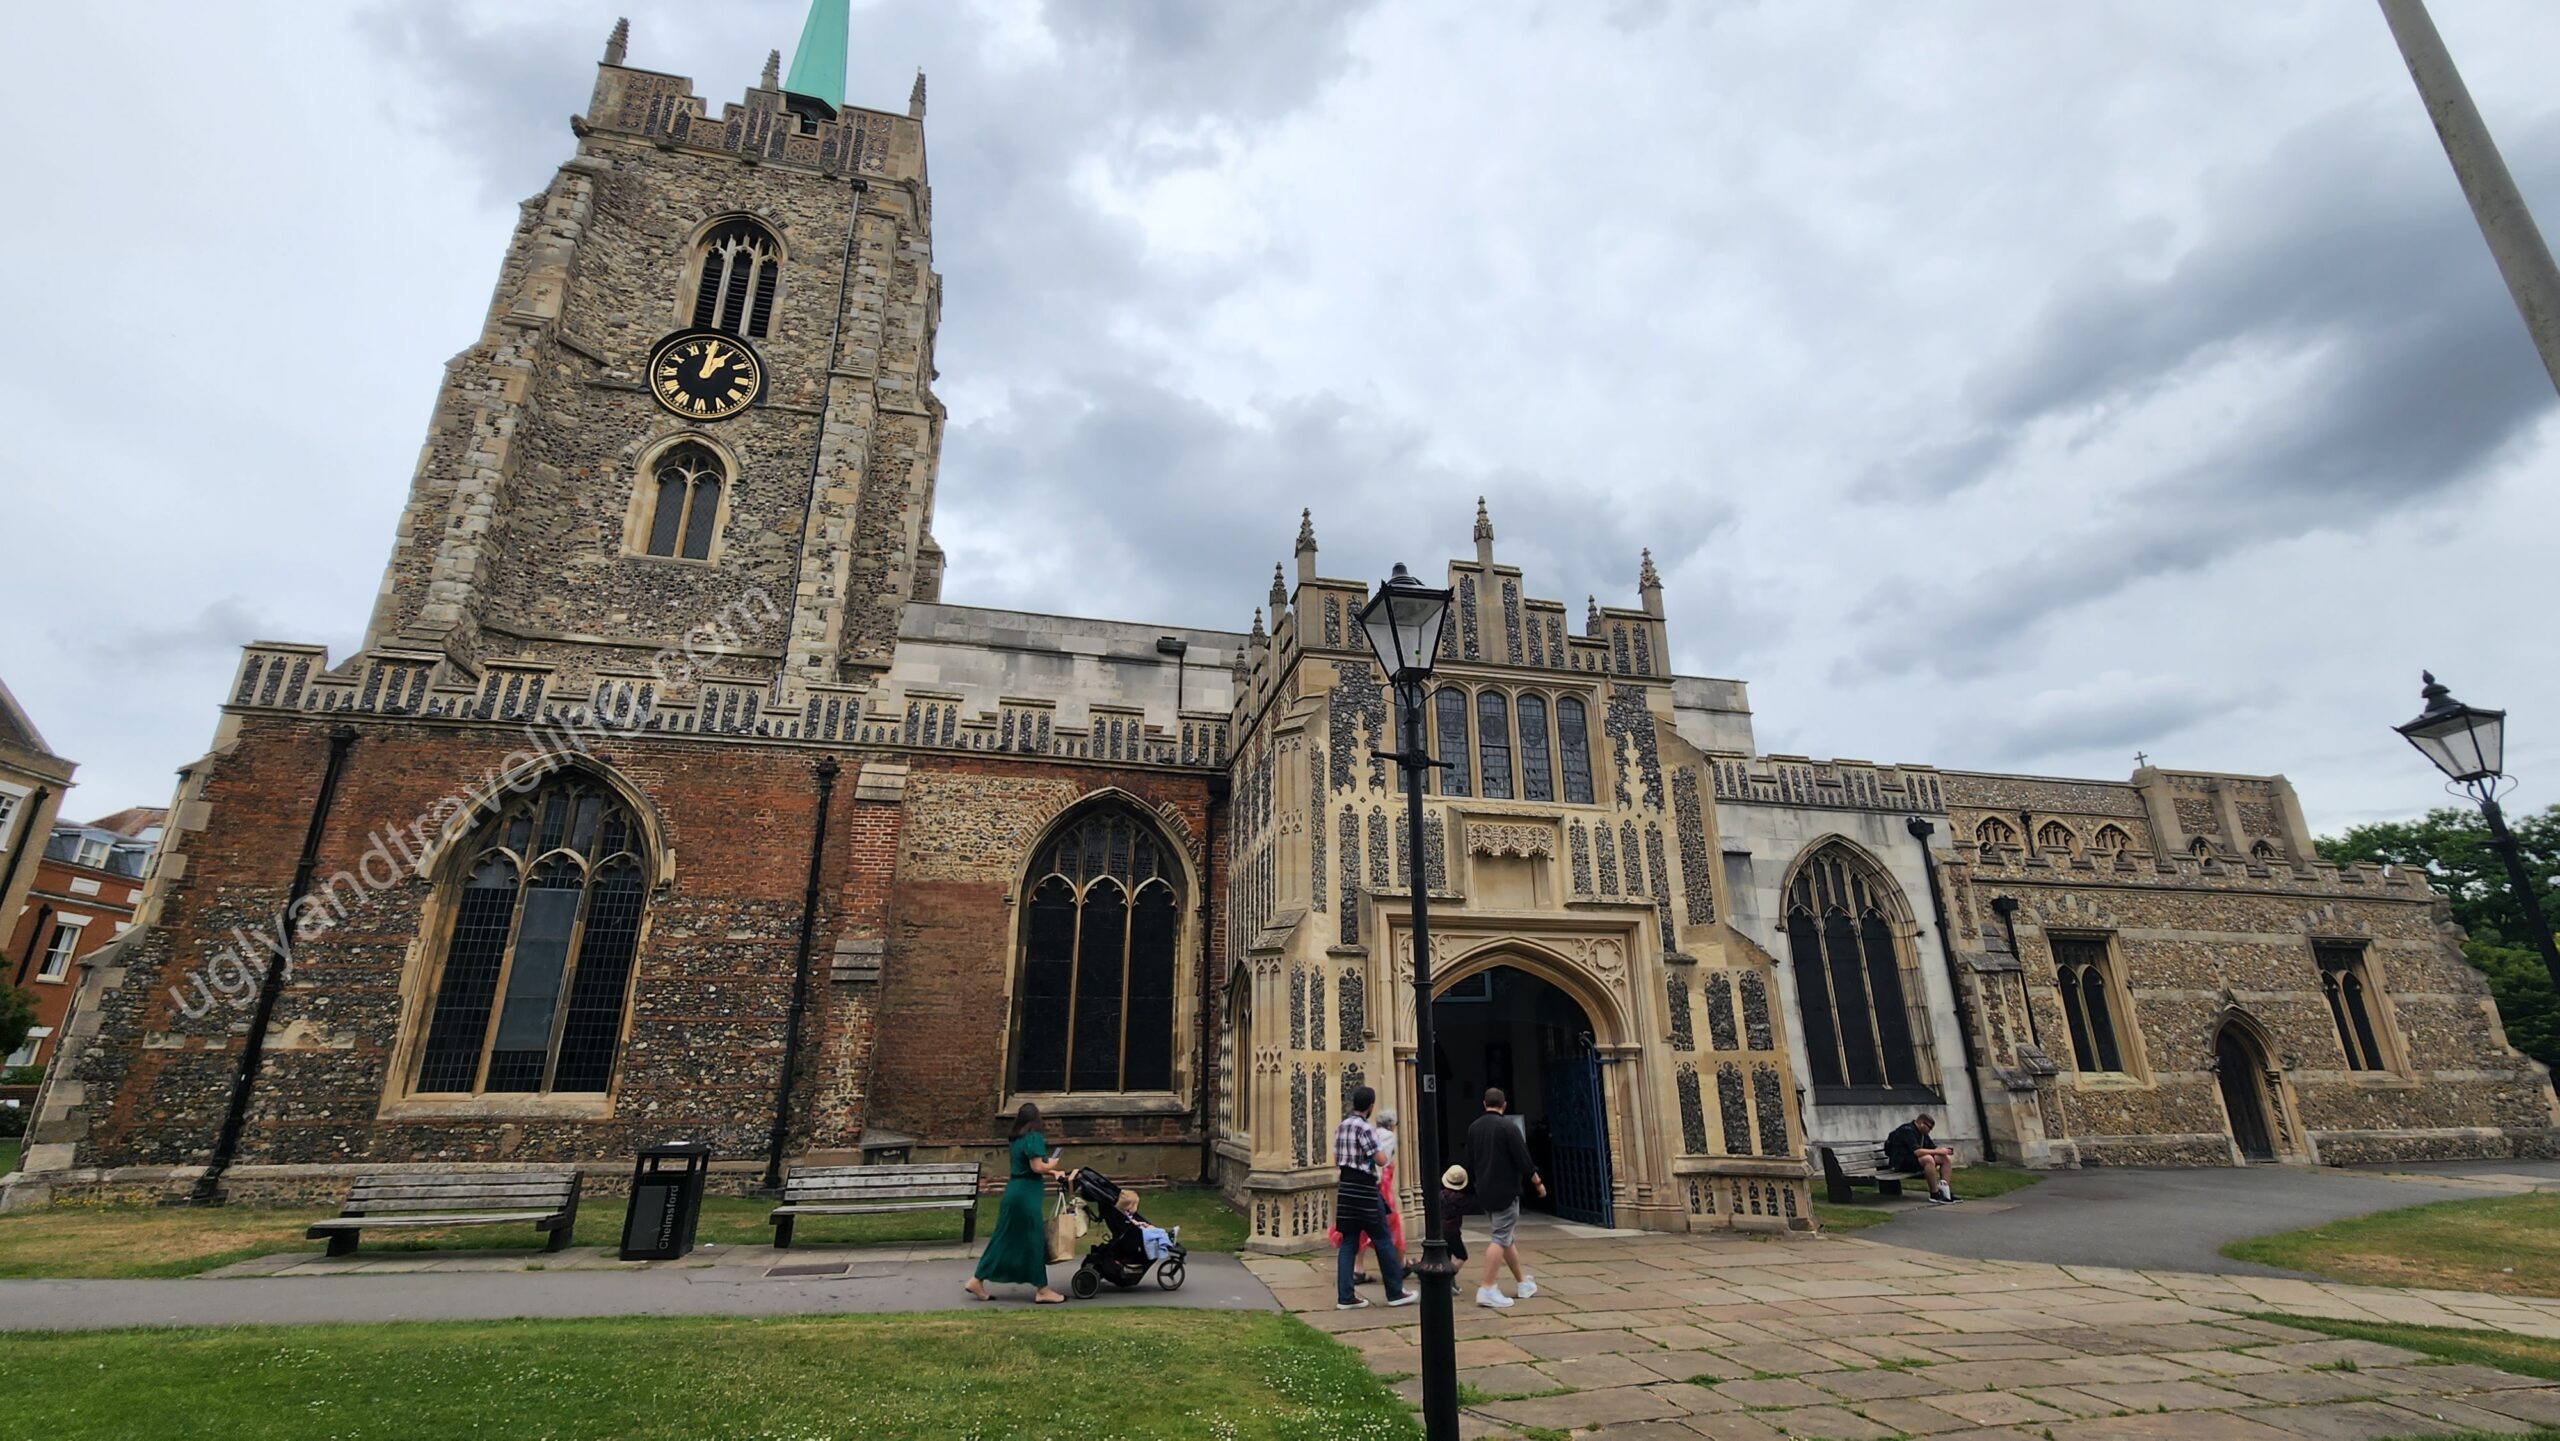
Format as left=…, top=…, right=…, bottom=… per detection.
left=1782, top=843, right=1936, bottom=1099
left=641, top=442, right=725, bottom=560
left=1516, top=693, right=1553, bottom=802
left=2036, top=821, right=2077, bottom=855
left=1975, top=817, right=2018, bottom=851
left=1477, top=691, right=1513, bottom=799
left=1556, top=696, right=1594, bottom=805
left=1434, top=687, right=1472, bottom=797
left=1011, top=806, right=1185, bottom=1094
left=2091, top=824, right=2132, bottom=857
left=414, top=775, right=650, bottom=1095
left=2051, top=935, right=2128, bottom=1073
left=689, top=216, right=781, bottom=338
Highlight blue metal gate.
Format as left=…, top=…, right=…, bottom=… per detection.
left=1543, top=1038, right=1614, bottom=1227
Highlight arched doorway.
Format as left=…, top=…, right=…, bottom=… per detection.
left=1430, top=965, right=1614, bottom=1226
left=2215, top=1025, right=2277, bottom=1162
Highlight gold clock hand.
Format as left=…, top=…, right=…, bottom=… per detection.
left=698, top=342, right=726, bottom=379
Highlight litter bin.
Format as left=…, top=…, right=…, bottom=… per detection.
left=620, top=1142, right=712, bottom=1260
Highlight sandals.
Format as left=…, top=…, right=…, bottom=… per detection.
left=1034, top=1290, right=1066, bottom=1305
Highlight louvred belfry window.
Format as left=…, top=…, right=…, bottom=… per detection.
left=415, top=776, right=650, bottom=1095
left=689, top=216, right=781, bottom=339
left=1010, top=807, right=1184, bottom=1094
left=1782, top=843, right=1937, bottom=1099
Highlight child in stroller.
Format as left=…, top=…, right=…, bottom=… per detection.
left=1063, top=1167, right=1187, bottom=1299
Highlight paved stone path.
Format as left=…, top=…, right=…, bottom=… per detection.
left=1246, top=1220, right=2560, bottom=1439
left=0, top=1243, right=1275, bottom=1332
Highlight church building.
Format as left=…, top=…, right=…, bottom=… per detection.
left=14, top=13, right=2554, bottom=1243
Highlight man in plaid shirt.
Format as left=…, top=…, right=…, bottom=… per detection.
left=1334, top=1084, right=1418, bottom=1309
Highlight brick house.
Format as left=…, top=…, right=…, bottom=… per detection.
left=0, top=678, right=75, bottom=969
left=7, top=813, right=161, bottom=1070
left=11, top=12, right=2551, bottom=1235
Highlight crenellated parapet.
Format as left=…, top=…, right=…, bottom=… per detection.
left=583, top=53, right=922, bottom=185
left=224, top=643, right=1229, bottom=769
left=1708, top=754, right=1944, bottom=814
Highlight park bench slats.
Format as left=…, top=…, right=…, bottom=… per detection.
left=308, top=1171, right=581, bottom=1257
left=1817, top=1142, right=1924, bottom=1205
left=769, top=1163, right=982, bottom=1249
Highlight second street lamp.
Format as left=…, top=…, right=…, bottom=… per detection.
left=2395, top=672, right=2560, bottom=997
left=1356, top=562, right=1460, bottom=1441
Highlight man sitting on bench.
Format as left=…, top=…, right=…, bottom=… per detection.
left=1886, top=1113, right=1959, bottom=1205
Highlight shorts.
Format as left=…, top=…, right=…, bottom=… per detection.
left=1488, top=1200, right=1520, bottom=1247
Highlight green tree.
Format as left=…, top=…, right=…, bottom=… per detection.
left=0, top=982, right=32, bottom=1065
left=2318, top=804, right=2559, bottom=1070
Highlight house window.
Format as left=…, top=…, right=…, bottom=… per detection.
left=2050, top=935, right=2127, bottom=1073
left=2317, top=942, right=2391, bottom=1072
left=689, top=216, right=781, bottom=338
left=1476, top=691, right=1513, bottom=800
left=1782, top=843, right=1936, bottom=1098
left=0, top=787, right=21, bottom=851
left=1433, top=687, right=1472, bottom=797
left=641, top=442, right=725, bottom=560
left=36, top=918, right=85, bottom=981
left=413, top=775, right=650, bottom=1095
left=1975, top=817, right=2018, bottom=850
left=73, top=836, right=110, bottom=869
left=1556, top=696, right=1594, bottom=805
left=1515, top=693, right=1553, bottom=802
left=1010, top=806, right=1184, bottom=1094
left=3, top=1026, right=48, bottom=1068
left=2035, top=821, right=2076, bottom=855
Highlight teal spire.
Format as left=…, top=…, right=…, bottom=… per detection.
left=783, top=0, right=849, bottom=111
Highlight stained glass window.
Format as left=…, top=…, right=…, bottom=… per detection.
left=1010, top=807, right=1187, bottom=1093
left=1557, top=696, right=1593, bottom=805
left=415, top=776, right=650, bottom=1095
left=1783, top=843, right=1936, bottom=1097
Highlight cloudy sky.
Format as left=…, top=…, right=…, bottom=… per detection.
left=5, top=1, right=2558, bottom=834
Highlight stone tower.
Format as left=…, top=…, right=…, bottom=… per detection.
left=361, top=16, right=944, bottom=695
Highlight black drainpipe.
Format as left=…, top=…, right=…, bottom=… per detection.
left=1195, top=773, right=1229, bottom=1185
left=1908, top=817, right=1996, bottom=1163
left=192, top=724, right=358, bottom=1205
left=764, top=755, right=840, bottom=1191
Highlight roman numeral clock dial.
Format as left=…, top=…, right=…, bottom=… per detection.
left=645, top=330, right=764, bottom=420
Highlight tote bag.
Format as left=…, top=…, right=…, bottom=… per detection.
left=1046, top=1192, right=1087, bottom=1264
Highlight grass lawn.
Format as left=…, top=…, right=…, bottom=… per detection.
left=1811, top=1162, right=2044, bottom=1234
left=0, top=1184, right=1246, bottom=1280
left=3, top=1310, right=1416, bottom=1440
left=1, top=1137, right=17, bottom=1174
left=2241, top=1309, right=2560, bottom=1385
left=2222, top=1192, right=2560, bottom=1297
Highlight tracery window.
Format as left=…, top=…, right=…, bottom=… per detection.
left=1516, top=693, right=1553, bottom=802
left=1782, top=843, right=1936, bottom=1098
left=1010, top=807, right=1183, bottom=1094
left=1434, top=688, right=1472, bottom=797
left=1975, top=817, right=2018, bottom=851
left=414, top=775, right=649, bottom=1095
left=2091, top=824, right=2133, bottom=857
left=689, top=216, right=781, bottom=339
left=1476, top=691, right=1513, bottom=800
left=2316, top=942, right=2391, bottom=1072
left=641, top=442, right=725, bottom=560
left=2035, top=821, right=2076, bottom=855
left=2250, top=840, right=2282, bottom=862
left=2050, top=934, right=2128, bottom=1074
left=1557, top=696, right=1594, bottom=805
left=2190, top=836, right=2215, bottom=858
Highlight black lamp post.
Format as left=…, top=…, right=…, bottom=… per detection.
left=2396, top=672, right=2560, bottom=995
left=1356, top=562, right=1459, bottom=1441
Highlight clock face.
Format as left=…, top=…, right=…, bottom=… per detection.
left=647, top=331, right=763, bottom=420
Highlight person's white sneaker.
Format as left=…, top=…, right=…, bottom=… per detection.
left=1388, top=1291, right=1420, bottom=1307
left=1475, top=1286, right=1514, bottom=1309
left=1516, top=1276, right=1538, bottom=1299
left=1335, top=1296, right=1372, bottom=1310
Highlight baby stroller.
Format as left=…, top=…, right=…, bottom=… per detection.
left=1062, top=1167, right=1187, bottom=1299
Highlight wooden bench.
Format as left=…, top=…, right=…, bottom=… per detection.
left=769, top=1163, right=983, bottom=1249
left=306, top=1171, right=581, bottom=1257
left=1817, top=1142, right=1926, bottom=1204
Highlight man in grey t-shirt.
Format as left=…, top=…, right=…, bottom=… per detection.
left=1461, top=1087, right=1546, bottom=1309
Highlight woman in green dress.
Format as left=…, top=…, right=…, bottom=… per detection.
left=966, top=1102, right=1065, bottom=1303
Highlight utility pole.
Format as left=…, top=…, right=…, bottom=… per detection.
left=2378, top=0, right=2560, bottom=396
